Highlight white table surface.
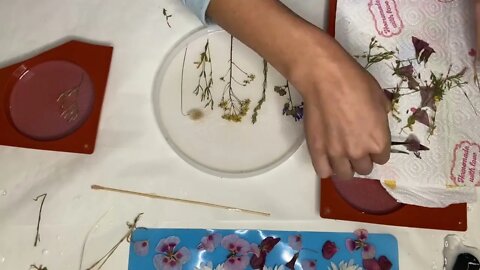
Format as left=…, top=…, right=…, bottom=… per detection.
left=0, top=0, right=479, bottom=269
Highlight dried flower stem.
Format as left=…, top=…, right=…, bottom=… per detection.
left=162, top=8, right=172, bottom=28
left=30, top=264, right=48, bottom=270
left=33, top=193, right=47, bottom=247
left=192, top=39, right=214, bottom=109
left=86, top=213, right=143, bottom=270
left=252, top=59, right=268, bottom=124
left=218, top=36, right=254, bottom=122
left=91, top=185, right=270, bottom=217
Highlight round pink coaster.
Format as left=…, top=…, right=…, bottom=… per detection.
left=8, top=61, right=95, bottom=141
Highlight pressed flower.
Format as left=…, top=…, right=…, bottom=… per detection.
left=134, top=240, right=149, bottom=256
left=322, top=241, right=338, bottom=260
left=288, top=234, right=302, bottom=251
left=153, top=237, right=191, bottom=270
left=198, top=233, right=222, bottom=252
left=221, top=235, right=251, bottom=270
left=300, top=260, right=317, bottom=270
left=354, top=229, right=368, bottom=241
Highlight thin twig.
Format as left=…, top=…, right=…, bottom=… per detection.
left=85, top=213, right=143, bottom=270
left=180, top=47, right=188, bottom=116
left=30, top=264, right=48, bottom=270
left=33, top=193, right=47, bottom=247
left=91, top=185, right=270, bottom=217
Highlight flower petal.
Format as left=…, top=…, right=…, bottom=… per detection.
left=354, top=229, right=369, bottom=241
left=378, top=256, right=393, bottom=270
left=346, top=239, right=356, bottom=252
left=288, top=235, right=303, bottom=251
left=156, top=236, right=180, bottom=253
left=235, top=238, right=251, bottom=256
left=250, top=244, right=261, bottom=257
left=362, top=244, right=376, bottom=260
left=175, top=247, right=191, bottom=264
left=300, top=260, right=317, bottom=270
left=199, top=233, right=222, bottom=252
left=153, top=254, right=168, bottom=270
left=222, top=235, right=240, bottom=251
left=322, top=241, right=338, bottom=260
left=134, top=240, right=149, bottom=256
left=363, top=259, right=381, bottom=270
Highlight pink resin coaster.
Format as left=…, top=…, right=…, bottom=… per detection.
left=9, top=61, right=95, bottom=141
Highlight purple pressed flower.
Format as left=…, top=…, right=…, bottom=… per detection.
left=198, top=233, right=222, bottom=252
left=288, top=235, right=303, bottom=251
left=301, top=260, right=317, bottom=270
left=134, top=240, right=149, bottom=256
left=221, top=235, right=251, bottom=256
left=222, top=235, right=251, bottom=270
left=378, top=256, right=393, bottom=270
left=362, top=244, right=376, bottom=260
left=156, top=236, right=180, bottom=254
left=354, top=229, right=369, bottom=241
left=153, top=237, right=190, bottom=270
left=346, top=238, right=356, bottom=252
left=322, top=241, right=338, bottom=260
left=224, top=255, right=250, bottom=270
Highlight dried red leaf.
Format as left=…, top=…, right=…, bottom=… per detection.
left=285, top=252, right=299, bottom=270
left=322, top=241, right=338, bottom=260
left=260, top=237, right=281, bottom=253
left=250, top=251, right=266, bottom=269
left=250, top=237, right=281, bottom=269
left=378, top=256, right=393, bottom=270
left=363, top=259, right=382, bottom=270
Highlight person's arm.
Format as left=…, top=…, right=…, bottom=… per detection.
left=206, top=0, right=391, bottom=179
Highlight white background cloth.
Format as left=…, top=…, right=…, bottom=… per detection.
left=0, top=0, right=479, bottom=269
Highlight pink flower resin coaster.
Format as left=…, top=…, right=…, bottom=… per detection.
left=0, top=40, right=113, bottom=154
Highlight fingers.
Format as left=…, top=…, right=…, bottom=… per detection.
left=351, top=156, right=374, bottom=175
left=312, top=155, right=333, bottom=179
left=370, top=122, right=391, bottom=165
left=331, top=157, right=354, bottom=180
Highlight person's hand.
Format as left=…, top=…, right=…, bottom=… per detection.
left=206, top=0, right=391, bottom=179
left=289, top=37, right=391, bottom=180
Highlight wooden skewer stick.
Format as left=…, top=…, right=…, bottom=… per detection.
left=91, top=185, right=270, bottom=217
